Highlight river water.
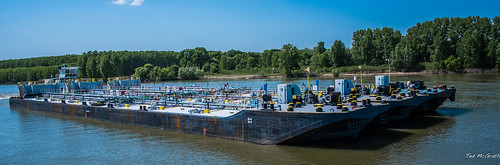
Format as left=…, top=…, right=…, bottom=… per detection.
left=0, top=74, right=498, bottom=164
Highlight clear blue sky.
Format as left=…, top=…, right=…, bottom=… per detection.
left=0, top=0, right=498, bottom=60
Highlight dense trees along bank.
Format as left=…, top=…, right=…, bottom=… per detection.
left=0, top=16, right=499, bottom=83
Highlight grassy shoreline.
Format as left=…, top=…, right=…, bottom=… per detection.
left=2, top=68, right=498, bottom=85
left=202, top=68, right=500, bottom=80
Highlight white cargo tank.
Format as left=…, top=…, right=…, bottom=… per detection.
left=277, top=84, right=302, bottom=104
left=334, top=79, right=354, bottom=96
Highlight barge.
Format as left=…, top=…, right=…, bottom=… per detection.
left=9, top=67, right=456, bottom=144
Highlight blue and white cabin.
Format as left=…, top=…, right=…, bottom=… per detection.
left=58, top=66, right=80, bottom=79
left=375, top=75, right=389, bottom=87
left=335, top=79, right=354, bottom=96
left=277, top=84, right=302, bottom=104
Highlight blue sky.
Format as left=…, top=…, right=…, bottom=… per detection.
left=0, top=0, right=498, bottom=60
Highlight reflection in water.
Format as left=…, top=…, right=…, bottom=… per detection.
left=384, top=115, right=450, bottom=130
left=435, top=107, right=472, bottom=116
left=1, top=73, right=499, bottom=164
left=288, top=128, right=413, bottom=150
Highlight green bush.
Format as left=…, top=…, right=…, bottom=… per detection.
left=331, top=69, right=340, bottom=77
left=290, top=69, right=307, bottom=77
left=421, top=62, right=442, bottom=71
left=444, top=56, right=464, bottom=71
left=334, top=65, right=388, bottom=73
left=178, top=67, right=204, bottom=80
left=167, top=65, right=179, bottom=80
left=209, top=63, right=219, bottom=73
left=202, top=63, right=211, bottom=72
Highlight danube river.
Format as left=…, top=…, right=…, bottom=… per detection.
left=0, top=74, right=498, bottom=164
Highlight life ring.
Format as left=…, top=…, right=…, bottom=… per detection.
left=305, top=97, right=312, bottom=104
left=378, top=87, right=385, bottom=94
left=398, top=82, right=404, bottom=89
left=325, top=95, right=332, bottom=103
left=414, top=82, right=420, bottom=89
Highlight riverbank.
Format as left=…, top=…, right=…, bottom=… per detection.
left=203, top=74, right=284, bottom=80
left=202, top=69, right=500, bottom=80
left=2, top=69, right=497, bottom=85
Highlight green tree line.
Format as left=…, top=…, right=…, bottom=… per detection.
left=392, top=16, right=500, bottom=71
left=0, top=16, right=498, bottom=83
left=0, top=66, right=59, bottom=83
left=0, top=55, right=80, bottom=69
